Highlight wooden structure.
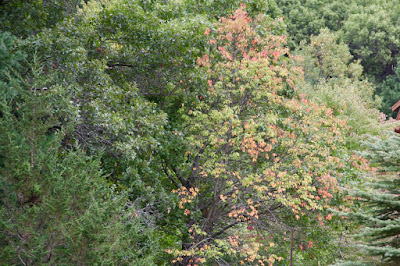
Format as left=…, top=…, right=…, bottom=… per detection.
left=392, top=100, right=400, bottom=120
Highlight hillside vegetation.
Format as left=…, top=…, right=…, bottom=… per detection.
left=1, top=1, right=399, bottom=265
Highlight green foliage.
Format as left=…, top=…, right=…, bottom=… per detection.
left=0, top=0, right=389, bottom=264
left=377, top=65, right=400, bottom=117
left=0, top=31, right=25, bottom=101
left=276, top=0, right=354, bottom=47
left=299, top=29, right=363, bottom=81
left=341, top=133, right=400, bottom=264
left=0, top=0, right=86, bottom=38
left=139, top=0, right=281, bottom=20
left=13, top=2, right=196, bottom=262
left=18, top=0, right=170, bottom=161
left=276, top=0, right=400, bottom=117
left=340, top=4, right=400, bottom=79
left=277, top=0, right=400, bottom=79
left=297, top=29, right=381, bottom=135
left=20, top=0, right=210, bottom=118
left=0, top=61, right=159, bottom=264
left=0, top=31, right=24, bottom=75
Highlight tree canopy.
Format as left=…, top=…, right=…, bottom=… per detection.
left=0, top=0, right=398, bottom=265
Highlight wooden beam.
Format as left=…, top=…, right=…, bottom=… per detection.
left=391, top=100, right=400, bottom=112
left=396, top=110, right=400, bottom=120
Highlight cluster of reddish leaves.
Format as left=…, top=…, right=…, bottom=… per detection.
left=167, top=5, right=370, bottom=265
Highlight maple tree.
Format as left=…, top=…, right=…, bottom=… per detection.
left=164, top=6, right=359, bottom=265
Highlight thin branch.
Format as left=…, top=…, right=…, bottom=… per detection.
left=106, top=61, right=135, bottom=68
left=162, top=163, right=179, bottom=188
left=208, top=220, right=241, bottom=240
left=172, top=167, right=188, bottom=188
left=17, top=252, right=27, bottom=266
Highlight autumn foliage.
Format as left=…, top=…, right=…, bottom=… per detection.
left=166, top=6, right=352, bottom=265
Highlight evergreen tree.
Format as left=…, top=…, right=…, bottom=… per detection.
left=0, top=49, right=158, bottom=265
left=346, top=133, right=400, bottom=264
left=0, top=31, right=24, bottom=94
left=0, top=31, right=24, bottom=73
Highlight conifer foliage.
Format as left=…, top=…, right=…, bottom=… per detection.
left=348, top=133, right=400, bottom=264
left=0, top=37, right=156, bottom=265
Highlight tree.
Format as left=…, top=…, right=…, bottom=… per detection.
left=18, top=0, right=171, bottom=183
left=1, top=1, right=387, bottom=264
left=340, top=133, right=400, bottom=265
left=0, top=31, right=25, bottom=99
left=275, top=0, right=355, bottom=48
left=0, top=31, right=24, bottom=75
left=297, top=29, right=381, bottom=135
left=276, top=0, right=400, bottom=80
left=0, top=55, right=159, bottom=264
left=377, top=65, right=400, bottom=117
left=275, top=0, right=400, bottom=118
left=176, top=0, right=282, bottom=20
left=0, top=0, right=86, bottom=38
left=340, top=4, right=400, bottom=80
left=164, top=6, right=357, bottom=265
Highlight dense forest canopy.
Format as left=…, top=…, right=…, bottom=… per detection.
left=1, top=0, right=399, bottom=265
